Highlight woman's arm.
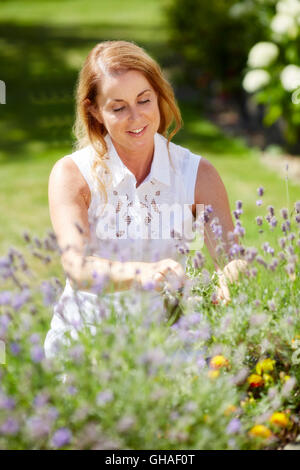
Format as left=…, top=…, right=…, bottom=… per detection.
left=194, top=157, right=238, bottom=268
left=194, top=157, right=247, bottom=302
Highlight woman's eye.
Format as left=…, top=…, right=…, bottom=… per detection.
left=113, top=100, right=150, bottom=112
left=113, top=106, right=125, bottom=113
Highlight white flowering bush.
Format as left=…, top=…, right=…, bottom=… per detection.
left=241, top=0, right=300, bottom=147
left=0, top=189, right=300, bottom=449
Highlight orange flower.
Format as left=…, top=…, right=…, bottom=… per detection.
left=209, top=355, right=229, bottom=369
left=224, top=404, right=237, bottom=416
left=270, top=412, right=289, bottom=428
left=247, top=374, right=264, bottom=388
left=249, top=425, right=272, bottom=439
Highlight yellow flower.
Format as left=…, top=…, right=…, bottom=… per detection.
left=209, top=355, right=229, bottom=369
left=270, top=412, right=289, bottom=428
left=208, top=370, right=220, bottom=379
left=224, top=404, right=237, bottom=416
left=255, top=358, right=275, bottom=375
left=283, top=375, right=291, bottom=382
left=247, top=374, right=264, bottom=388
left=262, top=373, right=273, bottom=385
left=249, top=425, right=272, bottom=439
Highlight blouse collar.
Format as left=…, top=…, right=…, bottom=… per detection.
left=104, top=132, right=171, bottom=188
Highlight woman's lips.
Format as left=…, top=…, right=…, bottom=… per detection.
left=127, top=125, right=147, bottom=137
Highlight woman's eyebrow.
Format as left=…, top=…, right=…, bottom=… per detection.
left=110, top=89, right=151, bottom=103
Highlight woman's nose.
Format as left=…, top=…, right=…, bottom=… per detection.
left=128, top=106, right=140, bottom=121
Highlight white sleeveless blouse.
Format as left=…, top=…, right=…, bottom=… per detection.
left=44, top=133, right=202, bottom=358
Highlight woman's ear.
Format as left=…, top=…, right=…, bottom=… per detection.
left=84, top=98, right=103, bottom=124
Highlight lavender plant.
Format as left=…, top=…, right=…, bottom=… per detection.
left=0, top=188, right=299, bottom=450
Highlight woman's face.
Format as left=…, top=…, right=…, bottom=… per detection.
left=93, top=69, right=160, bottom=156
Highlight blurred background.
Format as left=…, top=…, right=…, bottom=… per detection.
left=0, top=0, right=299, bottom=277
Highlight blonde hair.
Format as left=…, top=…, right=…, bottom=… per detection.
left=73, top=40, right=182, bottom=204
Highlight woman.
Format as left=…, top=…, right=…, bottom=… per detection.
left=44, top=40, right=247, bottom=359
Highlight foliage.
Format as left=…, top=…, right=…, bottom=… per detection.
left=0, top=189, right=300, bottom=450
left=165, top=0, right=268, bottom=97
left=241, top=0, right=300, bottom=147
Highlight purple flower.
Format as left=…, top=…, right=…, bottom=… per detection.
left=270, top=216, right=277, bottom=228
left=0, top=314, right=11, bottom=330
left=27, top=415, right=51, bottom=440
left=51, top=427, right=72, bottom=448
left=11, top=289, right=31, bottom=311
left=33, top=392, right=49, bottom=408
left=211, top=221, right=223, bottom=239
left=91, top=271, right=109, bottom=295
left=29, top=333, right=41, bottom=345
left=0, top=392, right=15, bottom=410
left=267, top=300, right=276, bottom=311
left=295, top=201, right=300, bottom=213
left=245, top=247, right=257, bottom=263
left=117, top=416, right=136, bottom=433
left=268, top=205, right=275, bottom=216
left=0, top=291, right=12, bottom=306
left=233, top=209, right=242, bottom=220
left=69, top=344, right=85, bottom=363
left=256, top=255, right=267, bottom=268
left=285, top=263, right=295, bottom=275
left=256, top=216, right=263, bottom=226
left=186, top=312, right=202, bottom=326
left=234, top=222, right=245, bottom=237
left=10, top=342, right=21, bottom=356
left=23, top=231, right=31, bottom=243
left=251, top=268, right=258, bottom=278
left=30, top=345, right=45, bottom=363
left=268, top=258, right=278, bottom=271
left=96, top=390, right=114, bottom=406
left=0, top=256, right=11, bottom=269
left=257, top=186, right=264, bottom=197
left=142, top=280, right=156, bottom=291
left=67, top=386, right=77, bottom=396
left=197, top=356, right=206, bottom=369
left=229, top=244, right=242, bottom=257
left=280, top=208, right=289, bottom=220
left=256, top=199, right=263, bottom=206
left=288, top=232, right=295, bottom=241
left=1, top=417, right=19, bottom=435
left=226, top=418, right=241, bottom=435
left=279, top=237, right=286, bottom=249
left=40, top=281, right=56, bottom=307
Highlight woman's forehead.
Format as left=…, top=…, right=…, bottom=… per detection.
left=96, top=70, right=154, bottom=103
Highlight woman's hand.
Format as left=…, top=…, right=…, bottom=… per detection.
left=214, top=259, right=248, bottom=305
left=136, top=258, right=187, bottom=293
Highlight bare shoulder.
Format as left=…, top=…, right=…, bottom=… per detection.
left=194, top=156, right=228, bottom=205
left=49, top=156, right=91, bottom=208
